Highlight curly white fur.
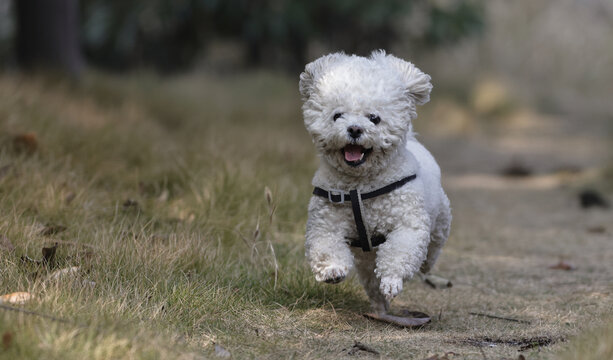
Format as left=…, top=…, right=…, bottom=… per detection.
left=300, top=51, right=452, bottom=314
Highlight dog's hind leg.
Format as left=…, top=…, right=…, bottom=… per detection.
left=420, top=194, right=451, bottom=275
left=353, top=250, right=389, bottom=314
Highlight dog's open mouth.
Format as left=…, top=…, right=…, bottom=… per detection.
left=342, top=145, right=372, bottom=167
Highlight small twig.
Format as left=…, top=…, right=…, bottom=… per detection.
left=288, top=291, right=307, bottom=310
left=348, top=341, right=379, bottom=355
left=469, top=312, right=531, bottom=324
left=0, top=303, right=81, bottom=326
left=326, top=300, right=337, bottom=318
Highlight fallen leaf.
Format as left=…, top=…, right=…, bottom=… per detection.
left=347, top=341, right=379, bottom=356
left=579, top=190, right=610, bottom=209
left=2, top=331, right=12, bottom=349
left=13, top=133, right=38, bottom=154
left=214, top=343, right=231, bottom=358
left=364, top=311, right=431, bottom=328
left=549, top=261, right=576, bottom=271
left=0, top=292, right=34, bottom=305
left=20, top=243, right=60, bottom=266
left=40, top=224, right=67, bottom=236
left=587, top=226, right=606, bottom=234
left=42, top=243, right=58, bottom=265
left=501, top=160, right=532, bottom=177
left=0, top=235, right=15, bottom=253
left=423, top=274, right=453, bottom=289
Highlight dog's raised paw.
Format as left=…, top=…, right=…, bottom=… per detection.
left=315, top=267, right=347, bottom=284
left=380, top=276, right=403, bottom=300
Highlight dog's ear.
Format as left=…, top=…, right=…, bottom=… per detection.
left=371, top=50, right=432, bottom=106
left=299, top=52, right=346, bottom=100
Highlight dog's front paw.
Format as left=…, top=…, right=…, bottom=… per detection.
left=380, top=276, right=403, bottom=300
left=315, top=266, right=347, bottom=284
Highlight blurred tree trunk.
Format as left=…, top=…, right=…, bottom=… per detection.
left=15, top=0, right=83, bottom=76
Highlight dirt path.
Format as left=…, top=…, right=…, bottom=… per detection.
left=419, top=181, right=611, bottom=356
left=380, top=113, right=613, bottom=358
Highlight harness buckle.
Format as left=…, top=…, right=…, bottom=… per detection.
left=328, top=189, right=346, bottom=203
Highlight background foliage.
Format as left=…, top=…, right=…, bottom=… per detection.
left=78, top=0, right=483, bottom=71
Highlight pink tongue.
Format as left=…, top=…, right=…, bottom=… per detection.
left=344, top=145, right=363, bottom=162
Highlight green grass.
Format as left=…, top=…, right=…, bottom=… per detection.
left=1, top=71, right=612, bottom=359
left=0, top=71, right=366, bottom=359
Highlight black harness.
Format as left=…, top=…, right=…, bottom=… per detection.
left=312, top=174, right=417, bottom=252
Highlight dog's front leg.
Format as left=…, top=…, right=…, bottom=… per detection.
left=374, top=223, right=430, bottom=300
left=305, top=201, right=354, bottom=284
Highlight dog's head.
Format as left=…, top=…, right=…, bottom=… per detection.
left=300, top=50, right=432, bottom=176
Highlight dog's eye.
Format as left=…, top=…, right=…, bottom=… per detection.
left=333, top=113, right=343, bottom=121
left=368, top=114, right=381, bottom=125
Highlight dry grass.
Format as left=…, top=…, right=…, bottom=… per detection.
left=559, top=317, right=613, bottom=360
left=0, top=71, right=612, bottom=359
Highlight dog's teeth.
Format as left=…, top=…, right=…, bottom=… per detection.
left=359, top=153, right=364, bottom=161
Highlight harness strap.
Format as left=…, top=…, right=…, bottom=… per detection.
left=312, top=174, right=416, bottom=203
left=349, top=234, right=386, bottom=249
left=312, top=174, right=417, bottom=252
left=349, top=189, right=371, bottom=251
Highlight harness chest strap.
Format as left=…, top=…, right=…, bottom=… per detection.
left=349, top=189, right=370, bottom=251
left=312, top=174, right=417, bottom=252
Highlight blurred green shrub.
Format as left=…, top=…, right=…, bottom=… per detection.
left=0, top=0, right=15, bottom=69
left=425, top=1, right=484, bottom=45
left=80, top=0, right=484, bottom=72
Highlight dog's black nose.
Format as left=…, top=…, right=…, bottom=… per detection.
left=347, top=125, right=363, bottom=139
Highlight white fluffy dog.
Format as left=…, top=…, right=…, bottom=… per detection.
left=300, top=50, right=451, bottom=316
